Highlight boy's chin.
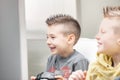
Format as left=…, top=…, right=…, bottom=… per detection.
left=97, top=49, right=104, bottom=53
left=51, top=51, right=58, bottom=55
left=97, top=50, right=108, bottom=55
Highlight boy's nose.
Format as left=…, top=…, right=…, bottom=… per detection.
left=46, top=39, right=51, bottom=45
left=95, top=34, right=100, bottom=40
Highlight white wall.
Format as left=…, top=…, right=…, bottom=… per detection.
left=25, top=0, right=77, bottom=39
left=26, top=0, right=120, bottom=39
left=77, top=0, right=120, bottom=38
left=0, top=0, right=28, bottom=80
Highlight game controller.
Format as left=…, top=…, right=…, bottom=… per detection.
left=35, top=71, right=63, bottom=80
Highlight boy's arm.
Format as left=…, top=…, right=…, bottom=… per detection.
left=68, top=59, right=89, bottom=80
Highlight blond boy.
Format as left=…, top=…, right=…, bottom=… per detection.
left=69, top=6, right=120, bottom=80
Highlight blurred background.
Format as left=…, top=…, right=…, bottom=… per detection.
left=25, top=0, right=120, bottom=79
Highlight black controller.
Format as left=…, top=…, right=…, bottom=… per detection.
left=35, top=71, right=63, bottom=80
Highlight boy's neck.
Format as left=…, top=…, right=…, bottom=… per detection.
left=112, top=53, right=120, bottom=67
left=60, top=48, right=74, bottom=58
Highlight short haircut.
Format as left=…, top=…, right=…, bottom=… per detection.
left=103, top=6, right=120, bottom=34
left=103, top=6, right=120, bottom=18
left=46, top=14, right=81, bottom=45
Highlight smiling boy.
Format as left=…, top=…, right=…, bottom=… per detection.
left=46, top=14, right=89, bottom=80
left=69, top=6, right=120, bottom=80
left=31, top=14, right=89, bottom=80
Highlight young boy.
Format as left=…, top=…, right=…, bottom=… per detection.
left=31, top=14, right=89, bottom=80
left=69, top=6, right=120, bottom=80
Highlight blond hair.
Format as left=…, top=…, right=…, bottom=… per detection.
left=103, top=6, right=120, bottom=18
left=103, top=6, right=120, bottom=34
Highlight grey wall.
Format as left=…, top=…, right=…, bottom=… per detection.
left=77, top=0, right=120, bottom=38
left=27, top=39, right=50, bottom=79
left=0, top=0, right=27, bottom=80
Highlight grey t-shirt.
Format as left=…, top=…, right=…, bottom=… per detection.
left=46, top=50, right=89, bottom=79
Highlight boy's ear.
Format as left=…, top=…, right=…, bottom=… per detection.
left=67, top=34, right=75, bottom=45
left=117, top=38, right=120, bottom=46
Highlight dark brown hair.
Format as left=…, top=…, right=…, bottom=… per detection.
left=46, top=14, right=81, bottom=45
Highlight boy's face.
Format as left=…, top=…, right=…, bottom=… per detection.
left=96, top=18, right=120, bottom=55
left=46, top=24, right=72, bottom=56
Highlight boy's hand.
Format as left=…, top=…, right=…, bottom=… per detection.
left=31, top=76, right=36, bottom=80
left=69, top=70, right=87, bottom=80
left=55, top=75, right=65, bottom=80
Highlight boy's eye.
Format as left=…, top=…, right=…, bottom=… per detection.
left=46, top=36, right=55, bottom=39
left=51, top=37, right=55, bottom=39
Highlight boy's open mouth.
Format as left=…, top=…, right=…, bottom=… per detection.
left=49, top=47, right=56, bottom=51
left=97, top=41, right=102, bottom=47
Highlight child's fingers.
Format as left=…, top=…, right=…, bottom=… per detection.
left=77, top=70, right=85, bottom=79
left=55, top=75, right=64, bottom=80
left=69, top=73, right=79, bottom=80
left=76, top=70, right=85, bottom=80
left=69, top=70, right=85, bottom=80
left=55, top=75, right=63, bottom=78
left=83, top=71, right=87, bottom=77
left=30, top=76, right=36, bottom=80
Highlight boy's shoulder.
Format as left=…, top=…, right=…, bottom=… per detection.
left=71, top=50, right=88, bottom=62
